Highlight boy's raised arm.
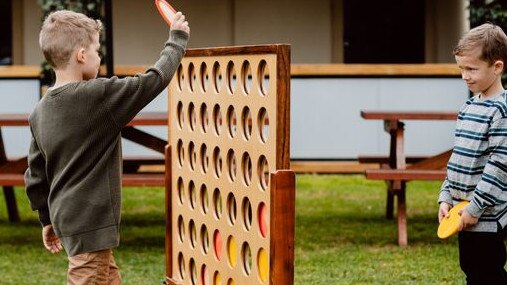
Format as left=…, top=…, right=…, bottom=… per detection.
left=102, top=14, right=189, bottom=128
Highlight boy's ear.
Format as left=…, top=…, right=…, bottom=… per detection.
left=76, top=48, right=86, bottom=64
left=494, top=60, right=504, bottom=75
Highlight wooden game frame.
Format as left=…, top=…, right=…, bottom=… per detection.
left=165, top=44, right=294, bottom=285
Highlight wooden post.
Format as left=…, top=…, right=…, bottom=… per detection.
left=397, top=182, right=408, bottom=247
left=104, top=0, right=114, bottom=78
left=165, top=145, right=175, bottom=280
left=270, top=170, right=295, bottom=285
left=0, top=129, right=20, bottom=222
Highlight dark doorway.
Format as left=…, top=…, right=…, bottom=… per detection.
left=344, top=0, right=425, bottom=63
left=0, top=0, right=12, bottom=65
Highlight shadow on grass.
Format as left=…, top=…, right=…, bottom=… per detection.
left=120, top=217, right=166, bottom=248
left=296, top=211, right=444, bottom=249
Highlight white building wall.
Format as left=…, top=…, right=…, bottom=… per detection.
left=19, top=0, right=467, bottom=65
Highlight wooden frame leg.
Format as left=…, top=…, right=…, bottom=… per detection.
left=396, top=182, right=407, bottom=247
left=386, top=180, right=403, bottom=220
left=270, top=170, right=296, bottom=285
left=0, top=129, right=20, bottom=222
left=386, top=181, right=394, bottom=220
left=3, top=186, right=20, bottom=222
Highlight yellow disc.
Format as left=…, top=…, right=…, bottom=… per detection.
left=258, top=248, right=269, bottom=282
left=437, top=201, right=469, bottom=239
left=214, top=271, right=221, bottom=285
left=227, top=236, right=237, bottom=267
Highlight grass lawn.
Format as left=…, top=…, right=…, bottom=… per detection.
left=0, top=175, right=465, bottom=284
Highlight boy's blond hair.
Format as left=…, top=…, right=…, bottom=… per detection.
left=39, top=10, right=102, bottom=69
left=453, top=23, right=507, bottom=69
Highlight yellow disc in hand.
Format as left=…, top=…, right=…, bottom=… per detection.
left=437, top=201, right=469, bottom=239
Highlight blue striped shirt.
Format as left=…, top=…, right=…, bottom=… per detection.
left=439, top=91, right=507, bottom=232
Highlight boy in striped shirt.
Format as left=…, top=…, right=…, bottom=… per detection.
left=438, top=23, right=507, bottom=284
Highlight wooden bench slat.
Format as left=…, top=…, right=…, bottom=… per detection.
left=406, top=150, right=451, bottom=170
left=122, top=174, right=165, bottom=186
left=290, top=161, right=379, bottom=174
left=358, top=156, right=427, bottom=164
left=365, top=169, right=446, bottom=181
left=360, top=111, right=458, bottom=121
left=0, top=173, right=165, bottom=187
left=0, top=174, right=25, bottom=185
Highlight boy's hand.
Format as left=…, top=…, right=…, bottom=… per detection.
left=458, top=209, right=479, bottom=231
left=171, top=12, right=190, bottom=34
left=42, top=224, right=63, bottom=254
left=438, top=202, right=452, bottom=223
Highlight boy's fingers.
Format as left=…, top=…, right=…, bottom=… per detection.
left=48, top=242, right=62, bottom=254
left=174, top=12, right=184, bottom=22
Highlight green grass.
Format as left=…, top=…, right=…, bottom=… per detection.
left=0, top=175, right=465, bottom=284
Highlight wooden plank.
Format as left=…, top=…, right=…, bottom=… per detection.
left=0, top=130, right=20, bottom=222
left=123, top=156, right=164, bottom=173
left=0, top=157, right=28, bottom=174
left=0, top=173, right=165, bottom=187
left=291, top=63, right=461, bottom=77
left=0, top=174, right=24, bottom=185
left=121, top=174, right=165, bottom=186
left=0, top=66, right=40, bottom=78
left=127, top=112, right=167, bottom=126
left=406, top=149, right=452, bottom=170
left=397, top=184, right=407, bottom=247
left=165, top=145, right=176, bottom=282
left=0, top=112, right=167, bottom=127
left=270, top=170, right=295, bottom=285
left=0, top=113, right=30, bottom=126
left=290, top=161, right=379, bottom=174
left=184, top=45, right=284, bottom=57
left=358, top=155, right=426, bottom=164
left=365, top=169, right=446, bottom=181
left=121, top=127, right=166, bottom=154
left=276, top=45, right=291, bottom=169
left=98, top=63, right=462, bottom=78
left=361, top=111, right=458, bottom=121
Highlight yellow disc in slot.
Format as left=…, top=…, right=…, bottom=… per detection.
left=227, top=236, right=237, bottom=267
left=214, top=271, right=221, bottom=285
left=258, top=247, right=268, bottom=282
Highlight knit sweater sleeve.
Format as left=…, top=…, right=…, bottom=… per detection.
left=467, top=114, right=507, bottom=217
left=102, top=29, right=188, bottom=128
left=438, top=178, right=453, bottom=205
left=24, top=134, right=51, bottom=226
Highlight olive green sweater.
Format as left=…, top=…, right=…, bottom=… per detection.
left=24, top=30, right=188, bottom=256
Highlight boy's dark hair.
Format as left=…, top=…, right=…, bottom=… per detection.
left=454, top=23, right=507, bottom=68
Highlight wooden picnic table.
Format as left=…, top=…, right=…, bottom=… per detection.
left=360, top=110, right=458, bottom=246
left=0, top=112, right=168, bottom=222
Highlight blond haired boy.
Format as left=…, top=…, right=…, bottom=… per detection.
left=24, top=10, right=189, bottom=284
left=438, top=23, right=507, bottom=284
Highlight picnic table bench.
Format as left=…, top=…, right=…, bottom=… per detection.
left=360, top=110, right=457, bottom=246
left=0, top=112, right=168, bottom=222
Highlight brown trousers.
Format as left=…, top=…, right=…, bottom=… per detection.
left=67, top=249, right=122, bottom=285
